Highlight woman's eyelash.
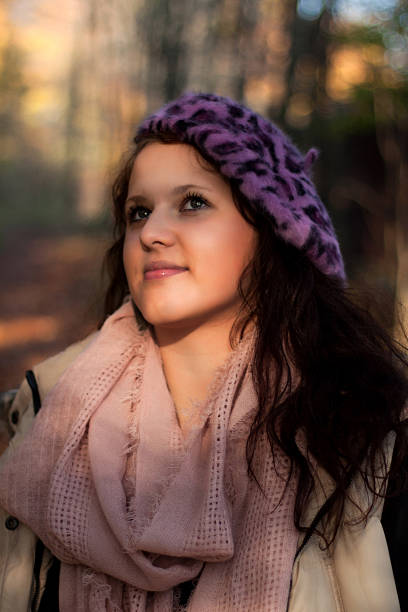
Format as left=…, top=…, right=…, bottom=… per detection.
left=181, top=191, right=209, bottom=211
left=126, top=205, right=150, bottom=223
left=126, top=192, right=209, bottom=224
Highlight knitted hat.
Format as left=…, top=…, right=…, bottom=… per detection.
left=136, top=92, right=345, bottom=281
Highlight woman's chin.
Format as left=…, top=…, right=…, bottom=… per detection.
left=146, top=313, right=201, bottom=331
left=137, top=301, right=204, bottom=329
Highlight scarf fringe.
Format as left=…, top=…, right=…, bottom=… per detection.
left=83, top=570, right=123, bottom=612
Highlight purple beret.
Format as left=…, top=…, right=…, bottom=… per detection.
left=136, top=92, right=345, bottom=281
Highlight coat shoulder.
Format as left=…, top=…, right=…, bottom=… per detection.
left=5, top=333, right=98, bottom=441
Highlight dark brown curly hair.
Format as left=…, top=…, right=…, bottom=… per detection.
left=102, top=133, right=408, bottom=548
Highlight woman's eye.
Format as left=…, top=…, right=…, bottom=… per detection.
left=127, top=206, right=150, bottom=223
left=182, top=193, right=209, bottom=211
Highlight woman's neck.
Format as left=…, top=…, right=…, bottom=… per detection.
left=154, top=318, right=237, bottom=433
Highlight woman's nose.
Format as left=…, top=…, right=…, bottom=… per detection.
left=139, top=209, right=176, bottom=249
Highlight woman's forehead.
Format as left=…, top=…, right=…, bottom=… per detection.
left=128, top=142, right=228, bottom=195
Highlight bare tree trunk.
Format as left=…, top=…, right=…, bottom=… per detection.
left=274, top=0, right=334, bottom=125
left=65, top=0, right=141, bottom=219
left=394, top=154, right=408, bottom=335
left=373, top=89, right=402, bottom=325
left=139, top=0, right=261, bottom=109
left=138, top=0, right=191, bottom=111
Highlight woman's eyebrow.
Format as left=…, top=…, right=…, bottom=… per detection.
left=126, top=184, right=212, bottom=205
left=171, top=183, right=212, bottom=195
left=125, top=194, right=150, bottom=207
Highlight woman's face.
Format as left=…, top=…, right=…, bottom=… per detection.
left=123, top=143, right=257, bottom=331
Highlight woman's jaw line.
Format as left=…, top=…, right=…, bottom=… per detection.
left=137, top=303, right=245, bottom=349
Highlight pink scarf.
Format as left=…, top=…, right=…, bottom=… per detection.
left=0, top=302, right=298, bottom=611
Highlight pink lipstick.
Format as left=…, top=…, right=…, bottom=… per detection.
left=144, top=260, right=188, bottom=280
left=145, top=268, right=187, bottom=280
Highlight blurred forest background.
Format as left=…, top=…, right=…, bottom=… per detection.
left=0, top=0, right=407, bottom=389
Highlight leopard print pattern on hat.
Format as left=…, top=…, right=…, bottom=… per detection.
left=136, top=92, right=345, bottom=280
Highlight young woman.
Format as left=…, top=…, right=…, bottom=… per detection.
left=0, top=92, right=406, bottom=612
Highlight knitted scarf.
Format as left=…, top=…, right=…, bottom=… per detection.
left=0, top=302, right=298, bottom=611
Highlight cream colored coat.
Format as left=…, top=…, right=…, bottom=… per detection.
left=0, top=339, right=401, bottom=612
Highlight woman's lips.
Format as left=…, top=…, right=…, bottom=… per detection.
left=144, top=268, right=187, bottom=280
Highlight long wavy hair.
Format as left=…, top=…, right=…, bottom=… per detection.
left=103, top=133, right=408, bottom=547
